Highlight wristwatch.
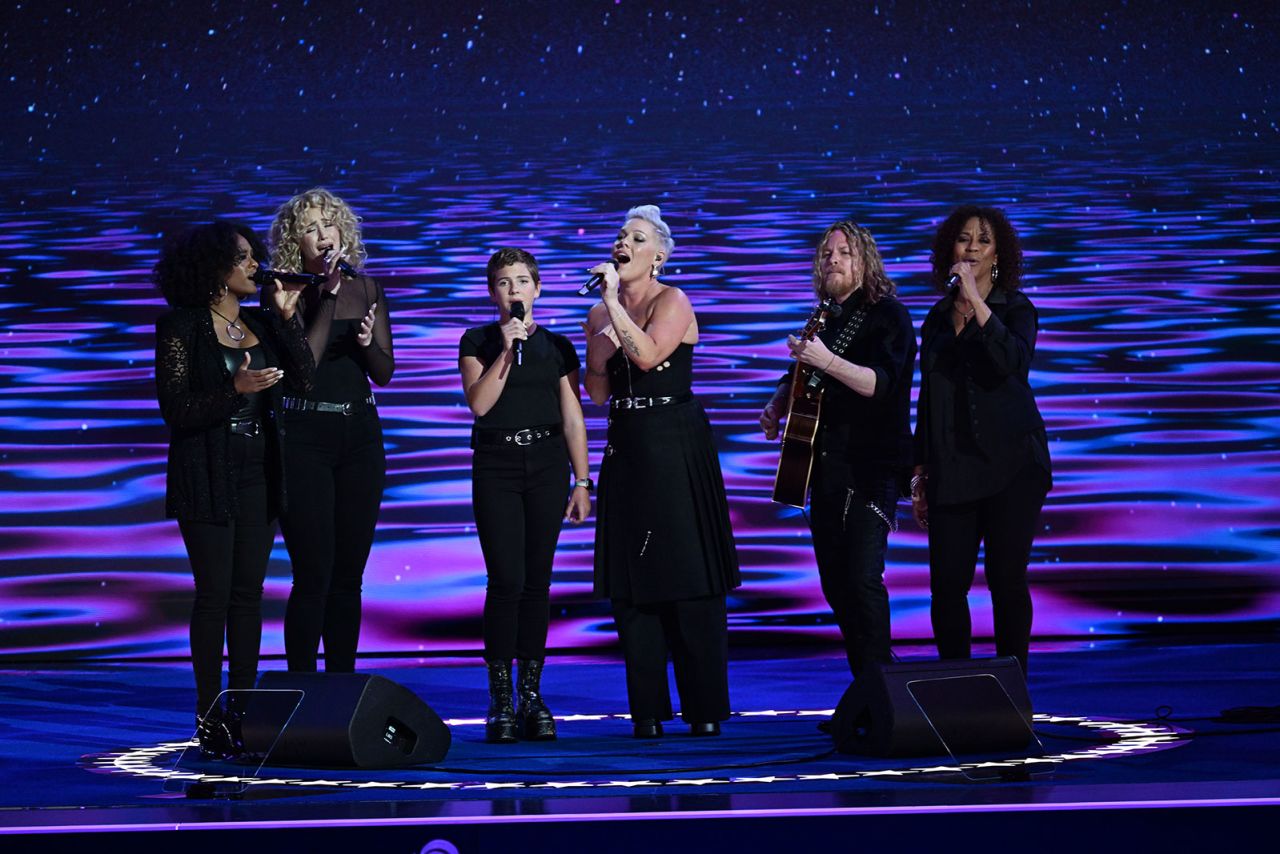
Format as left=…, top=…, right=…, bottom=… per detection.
left=573, top=477, right=595, bottom=492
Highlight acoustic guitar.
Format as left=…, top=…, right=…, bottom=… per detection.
left=772, top=298, right=842, bottom=507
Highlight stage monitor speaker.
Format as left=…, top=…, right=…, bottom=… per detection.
left=242, top=672, right=451, bottom=768
left=830, top=657, right=1033, bottom=758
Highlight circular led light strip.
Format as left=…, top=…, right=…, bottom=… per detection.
left=90, top=711, right=1188, bottom=791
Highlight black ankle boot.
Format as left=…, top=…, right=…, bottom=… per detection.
left=485, top=660, right=518, bottom=744
left=515, top=659, right=557, bottom=741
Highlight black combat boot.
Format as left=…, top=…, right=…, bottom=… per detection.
left=515, top=659, right=557, bottom=741
left=485, top=660, right=518, bottom=743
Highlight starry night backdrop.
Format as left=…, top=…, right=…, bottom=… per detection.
left=1, top=1, right=1277, bottom=661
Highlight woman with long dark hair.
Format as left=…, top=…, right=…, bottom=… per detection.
left=911, top=205, right=1051, bottom=675
left=459, top=247, right=591, bottom=742
left=154, top=221, right=312, bottom=755
left=266, top=188, right=393, bottom=673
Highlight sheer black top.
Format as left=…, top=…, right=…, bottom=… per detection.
left=265, top=276, right=394, bottom=403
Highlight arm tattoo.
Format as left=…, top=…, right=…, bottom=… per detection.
left=619, top=328, right=641, bottom=357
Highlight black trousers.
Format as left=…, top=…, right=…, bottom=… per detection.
left=178, top=434, right=277, bottom=716
left=928, top=462, right=1051, bottom=675
left=611, top=596, right=730, bottom=723
left=472, top=438, right=569, bottom=662
left=280, top=408, right=385, bottom=673
left=808, top=465, right=895, bottom=677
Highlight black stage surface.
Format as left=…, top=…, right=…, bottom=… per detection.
left=2, top=640, right=1277, bottom=851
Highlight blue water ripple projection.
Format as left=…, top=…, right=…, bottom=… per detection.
left=1, top=125, right=1276, bottom=659
left=2, top=0, right=1278, bottom=658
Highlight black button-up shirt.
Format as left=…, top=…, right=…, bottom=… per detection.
left=781, top=293, right=916, bottom=492
left=914, top=288, right=1051, bottom=505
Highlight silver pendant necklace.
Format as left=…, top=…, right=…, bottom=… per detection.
left=211, top=307, right=246, bottom=342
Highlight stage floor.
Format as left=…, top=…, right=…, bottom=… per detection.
left=1, top=640, right=1277, bottom=851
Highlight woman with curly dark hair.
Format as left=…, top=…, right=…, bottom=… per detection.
left=910, top=205, right=1051, bottom=675
left=154, top=221, right=313, bottom=756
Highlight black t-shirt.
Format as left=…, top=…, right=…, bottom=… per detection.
left=459, top=323, right=581, bottom=429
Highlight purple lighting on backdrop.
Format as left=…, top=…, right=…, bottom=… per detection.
left=1, top=1, right=1277, bottom=660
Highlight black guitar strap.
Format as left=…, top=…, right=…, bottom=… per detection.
left=804, top=304, right=868, bottom=391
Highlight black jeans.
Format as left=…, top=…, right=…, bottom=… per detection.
left=808, top=465, right=895, bottom=677
left=178, top=434, right=277, bottom=716
left=928, top=461, right=1051, bottom=675
left=472, top=438, right=569, bottom=662
left=280, top=408, right=386, bottom=672
left=611, top=595, right=731, bottom=723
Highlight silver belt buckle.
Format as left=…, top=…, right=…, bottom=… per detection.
left=513, top=429, right=534, bottom=446
left=341, top=401, right=355, bottom=415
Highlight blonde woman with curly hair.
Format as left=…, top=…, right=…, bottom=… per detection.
left=266, top=187, right=394, bottom=673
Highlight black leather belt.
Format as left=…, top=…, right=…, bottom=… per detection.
left=610, top=393, right=692, bottom=411
left=473, top=423, right=563, bottom=447
left=229, top=418, right=263, bottom=437
left=281, top=395, right=376, bottom=415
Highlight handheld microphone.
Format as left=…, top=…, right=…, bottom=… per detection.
left=578, top=261, right=618, bottom=296
left=323, top=250, right=361, bottom=278
left=945, top=272, right=962, bottom=291
left=510, top=301, right=526, bottom=366
left=252, top=268, right=327, bottom=288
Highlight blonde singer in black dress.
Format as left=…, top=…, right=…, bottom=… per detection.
left=584, top=205, right=741, bottom=739
left=460, top=248, right=591, bottom=743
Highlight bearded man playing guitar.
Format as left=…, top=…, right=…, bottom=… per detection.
left=760, top=220, right=916, bottom=678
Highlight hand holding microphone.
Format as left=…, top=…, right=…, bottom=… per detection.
left=579, top=260, right=619, bottom=296
left=508, top=301, right=527, bottom=366
left=948, top=263, right=981, bottom=319
left=321, top=249, right=362, bottom=294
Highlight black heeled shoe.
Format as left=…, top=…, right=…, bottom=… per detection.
left=515, top=659, right=557, bottom=741
left=485, top=660, right=518, bottom=744
left=195, top=707, right=243, bottom=760
left=632, top=719, right=664, bottom=739
left=689, top=721, right=721, bottom=737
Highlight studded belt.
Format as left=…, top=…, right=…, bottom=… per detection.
left=610, top=393, right=692, bottom=411
left=281, top=395, right=376, bottom=415
left=473, top=423, right=563, bottom=447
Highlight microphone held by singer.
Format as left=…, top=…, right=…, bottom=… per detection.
left=510, top=301, right=525, bottom=366
left=577, top=260, right=619, bottom=296
left=252, top=268, right=327, bottom=288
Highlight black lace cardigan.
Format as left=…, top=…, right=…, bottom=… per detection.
left=155, top=305, right=314, bottom=522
